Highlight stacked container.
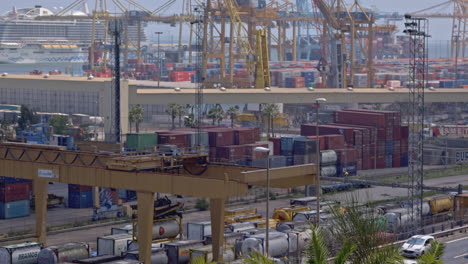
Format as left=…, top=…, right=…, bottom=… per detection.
left=280, top=136, right=306, bottom=166
left=0, top=176, right=31, bottom=219
left=68, top=184, right=93, bottom=209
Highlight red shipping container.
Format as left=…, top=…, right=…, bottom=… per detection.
left=362, top=157, right=374, bottom=170
left=335, top=148, right=357, bottom=164
left=334, top=111, right=387, bottom=128
left=347, top=109, right=400, bottom=126
left=158, top=133, right=190, bottom=148
left=325, top=134, right=345, bottom=150
left=216, top=145, right=246, bottom=162
left=245, top=143, right=269, bottom=160
left=393, top=125, right=401, bottom=140
left=234, top=128, right=256, bottom=145
left=206, top=129, right=235, bottom=147
left=307, top=136, right=327, bottom=150
left=0, top=182, right=31, bottom=202
left=68, top=184, right=92, bottom=192
left=252, top=127, right=260, bottom=142
left=332, top=123, right=378, bottom=144
left=400, top=139, right=409, bottom=154
left=354, top=144, right=363, bottom=159
left=269, top=137, right=281, bottom=156
left=377, top=141, right=386, bottom=156
left=368, top=143, right=377, bottom=158
left=392, top=155, right=401, bottom=167
left=301, top=124, right=356, bottom=146
left=376, top=156, right=385, bottom=169
left=393, top=140, right=401, bottom=156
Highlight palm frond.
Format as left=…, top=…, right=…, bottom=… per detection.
left=245, top=251, right=275, bottom=264
left=333, top=240, right=356, bottom=264
left=191, top=256, right=217, bottom=264
left=306, top=225, right=329, bottom=264
left=417, top=240, right=445, bottom=264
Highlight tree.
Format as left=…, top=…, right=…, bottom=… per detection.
left=184, top=113, right=195, bottom=128
left=417, top=241, right=445, bottom=264
left=226, top=106, right=239, bottom=128
left=0, top=120, right=12, bottom=140
left=18, top=105, right=39, bottom=130
left=166, top=103, right=181, bottom=130
left=177, top=105, right=186, bottom=128
left=191, top=256, right=216, bottom=264
left=48, top=116, right=69, bottom=135
left=306, top=225, right=356, bottom=264
left=129, top=104, right=144, bottom=133
left=208, top=106, right=224, bottom=126
left=327, top=198, right=405, bottom=264
left=262, top=104, right=279, bottom=138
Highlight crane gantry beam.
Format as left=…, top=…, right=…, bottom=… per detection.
left=0, top=142, right=316, bottom=263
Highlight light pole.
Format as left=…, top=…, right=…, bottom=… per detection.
left=155, top=32, right=163, bottom=88
left=315, top=98, right=326, bottom=226
left=254, top=146, right=270, bottom=256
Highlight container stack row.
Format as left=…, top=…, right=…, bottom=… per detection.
left=0, top=176, right=31, bottom=219
left=68, top=185, right=119, bottom=209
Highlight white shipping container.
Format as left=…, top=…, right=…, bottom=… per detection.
left=97, top=234, right=133, bottom=256
left=187, top=221, right=212, bottom=241
left=38, top=242, right=89, bottom=264
left=0, top=242, right=41, bottom=264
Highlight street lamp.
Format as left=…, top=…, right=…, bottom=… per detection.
left=315, top=98, right=326, bottom=226
left=254, top=146, right=271, bottom=256
left=155, top=32, right=163, bottom=88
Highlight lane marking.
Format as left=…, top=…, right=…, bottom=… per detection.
left=445, top=236, right=468, bottom=244
left=454, top=253, right=468, bottom=259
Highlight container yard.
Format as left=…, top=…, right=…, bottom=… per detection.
left=0, top=0, right=467, bottom=263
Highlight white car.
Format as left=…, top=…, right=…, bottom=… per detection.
left=400, top=235, right=435, bottom=258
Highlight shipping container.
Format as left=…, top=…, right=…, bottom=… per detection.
left=164, top=240, right=204, bottom=264
left=245, top=143, right=270, bottom=160
left=280, top=136, right=306, bottom=155
left=0, top=200, right=30, bottom=219
left=325, top=134, right=345, bottom=150
left=158, top=133, right=190, bottom=149
left=0, top=242, right=41, bottom=264
left=68, top=190, right=93, bottom=209
left=125, top=133, right=158, bottom=151
left=68, top=184, right=92, bottom=193
left=336, top=162, right=357, bottom=177
left=248, top=156, right=288, bottom=168
left=205, top=129, right=235, bottom=147
left=454, top=194, right=468, bottom=221
left=215, top=145, right=246, bottom=162
left=204, top=232, right=244, bottom=245
left=190, top=245, right=235, bottom=263
left=37, top=242, right=89, bottom=264
left=269, top=137, right=281, bottom=155
left=124, top=248, right=167, bottom=264
left=0, top=182, right=31, bottom=202
left=306, top=136, right=326, bottom=150
left=0, top=177, right=31, bottom=185
left=97, top=234, right=133, bottom=256
left=234, top=128, right=256, bottom=145
left=187, top=221, right=212, bottom=241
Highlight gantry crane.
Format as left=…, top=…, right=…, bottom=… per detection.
left=410, top=0, right=467, bottom=59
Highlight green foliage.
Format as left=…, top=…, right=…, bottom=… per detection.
left=166, top=103, right=184, bottom=129
left=195, top=198, right=209, bottom=211
left=79, top=124, right=94, bottom=141
left=417, top=241, right=445, bottom=264
left=261, top=104, right=280, bottom=138
left=208, top=106, right=224, bottom=126
left=0, top=120, right=12, bottom=140
left=226, top=106, right=239, bottom=128
left=18, top=105, right=39, bottom=130
left=129, top=104, right=144, bottom=133
left=48, top=116, right=70, bottom=135
left=191, top=256, right=216, bottom=264
left=245, top=251, right=275, bottom=264
left=184, top=113, right=195, bottom=128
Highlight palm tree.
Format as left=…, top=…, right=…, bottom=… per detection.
left=208, top=106, right=224, bottom=126
left=226, top=106, right=239, bottom=128
left=166, top=103, right=180, bottom=130
left=176, top=105, right=186, bottom=128
left=417, top=241, right=445, bottom=264
left=262, top=104, right=279, bottom=138
left=306, top=225, right=355, bottom=264
left=129, top=104, right=144, bottom=133
left=328, top=197, right=405, bottom=264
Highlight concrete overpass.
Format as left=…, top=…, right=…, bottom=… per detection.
left=1, top=75, right=468, bottom=138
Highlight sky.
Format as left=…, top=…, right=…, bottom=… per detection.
left=1, top=0, right=454, bottom=42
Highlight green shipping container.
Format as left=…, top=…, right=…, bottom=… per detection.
left=125, top=133, right=158, bottom=151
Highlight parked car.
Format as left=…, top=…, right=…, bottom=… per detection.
left=400, top=235, right=435, bottom=258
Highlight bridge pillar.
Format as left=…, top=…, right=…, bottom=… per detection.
left=210, top=198, right=225, bottom=262
left=34, top=179, right=48, bottom=245
left=137, top=191, right=155, bottom=264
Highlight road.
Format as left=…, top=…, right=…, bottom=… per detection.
left=443, top=236, right=468, bottom=264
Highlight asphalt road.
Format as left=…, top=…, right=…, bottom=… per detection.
left=443, top=236, right=468, bottom=264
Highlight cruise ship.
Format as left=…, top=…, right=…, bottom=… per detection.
left=0, top=5, right=146, bottom=64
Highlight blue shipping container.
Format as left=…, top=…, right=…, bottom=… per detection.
left=385, top=155, right=393, bottom=168
left=280, top=136, right=306, bottom=155
left=0, top=177, right=32, bottom=185
left=0, top=200, right=30, bottom=219
left=68, top=191, right=93, bottom=208
left=385, top=140, right=393, bottom=155
left=249, top=156, right=288, bottom=168
left=400, top=154, right=409, bottom=167
left=293, top=139, right=317, bottom=155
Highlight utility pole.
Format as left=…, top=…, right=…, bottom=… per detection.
left=155, top=32, right=163, bottom=88
left=108, top=20, right=123, bottom=143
